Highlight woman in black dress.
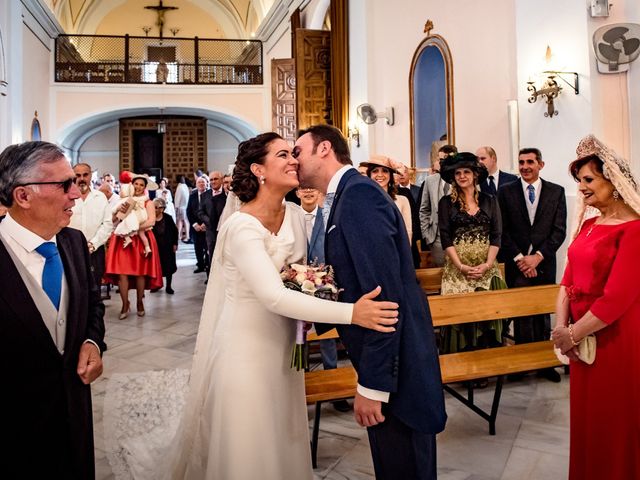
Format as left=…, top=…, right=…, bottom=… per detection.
left=152, top=197, right=178, bottom=294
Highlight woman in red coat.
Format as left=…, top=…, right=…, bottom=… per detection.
left=552, top=135, right=640, bottom=480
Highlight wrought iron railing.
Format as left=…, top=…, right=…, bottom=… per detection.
left=55, top=34, right=263, bottom=85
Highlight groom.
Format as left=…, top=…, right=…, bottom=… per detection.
left=295, top=125, right=446, bottom=479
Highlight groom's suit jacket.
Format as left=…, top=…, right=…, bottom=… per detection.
left=323, top=169, right=446, bottom=434
left=0, top=225, right=106, bottom=479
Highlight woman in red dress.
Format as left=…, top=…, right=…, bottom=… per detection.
left=105, top=174, right=163, bottom=318
left=552, top=135, right=640, bottom=480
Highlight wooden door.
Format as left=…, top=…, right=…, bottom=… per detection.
left=271, top=58, right=297, bottom=143
left=295, top=29, right=331, bottom=130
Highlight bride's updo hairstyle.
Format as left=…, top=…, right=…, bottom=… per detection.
left=232, top=132, right=283, bottom=203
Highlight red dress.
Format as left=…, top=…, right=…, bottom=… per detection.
left=105, top=208, right=163, bottom=291
left=561, top=217, right=640, bottom=480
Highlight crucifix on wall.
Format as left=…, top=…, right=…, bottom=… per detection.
left=145, top=0, right=179, bottom=39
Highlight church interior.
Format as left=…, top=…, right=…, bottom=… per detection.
left=1, top=0, right=639, bottom=478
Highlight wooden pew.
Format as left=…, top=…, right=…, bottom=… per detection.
left=304, top=283, right=561, bottom=466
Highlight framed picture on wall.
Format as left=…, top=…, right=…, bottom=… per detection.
left=30, top=111, right=41, bottom=141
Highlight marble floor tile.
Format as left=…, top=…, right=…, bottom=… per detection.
left=94, top=245, right=571, bottom=479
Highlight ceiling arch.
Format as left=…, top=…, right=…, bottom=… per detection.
left=52, top=0, right=273, bottom=38
left=57, top=106, right=258, bottom=158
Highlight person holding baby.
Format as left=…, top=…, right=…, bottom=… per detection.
left=105, top=172, right=163, bottom=319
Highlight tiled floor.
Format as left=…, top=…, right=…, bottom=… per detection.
left=94, top=244, right=569, bottom=479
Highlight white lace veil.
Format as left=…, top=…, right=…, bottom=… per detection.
left=165, top=211, right=238, bottom=478
left=569, top=134, right=640, bottom=241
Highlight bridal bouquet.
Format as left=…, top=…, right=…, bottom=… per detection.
left=280, top=262, right=341, bottom=370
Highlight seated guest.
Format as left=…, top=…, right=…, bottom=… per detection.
left=438, top=152, right=504, bottom=355
left=363, top=155, right=412, bottom=243
left=151, top=198, right=178, bottom=294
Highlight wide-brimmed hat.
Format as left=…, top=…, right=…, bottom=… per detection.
left=440, top=152, right=489, bottom=185
left=361, top=155, right=399, bottom=174
left=131, top=173, right=159, bottom=190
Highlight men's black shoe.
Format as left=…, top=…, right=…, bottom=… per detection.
left=193, top=268, right=206, bottom=274
left=537, top=368, right=561, bottom=383
left=166, top=287, right=174, bottom=295
left=332, top=400, right=352, bottom=412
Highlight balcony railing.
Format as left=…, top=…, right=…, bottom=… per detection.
left=55, top=34, right=263, bottom=85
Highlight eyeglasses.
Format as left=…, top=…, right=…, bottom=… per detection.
left=16, top=177, right=75, bottom=193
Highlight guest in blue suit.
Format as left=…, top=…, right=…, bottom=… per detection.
left=476, top=146, right=518, bottom=195
left=296, top=186, right=352, bottom=412
left=295, top=125, right=446, bottom=480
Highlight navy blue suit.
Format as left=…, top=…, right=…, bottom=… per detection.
left=324, top=169, right=446, bottom=478
left=479, top=170, right=518, bottom=195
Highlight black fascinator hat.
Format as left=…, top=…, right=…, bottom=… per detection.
left=440, top=152, right=488, bottom=185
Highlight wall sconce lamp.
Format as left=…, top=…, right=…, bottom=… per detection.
left=349, top=125, right=360, bottom=148
left=527, top=47, right=579, bottom=118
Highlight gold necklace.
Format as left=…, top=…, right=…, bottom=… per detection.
left=586, top=210, right=618, bottom=237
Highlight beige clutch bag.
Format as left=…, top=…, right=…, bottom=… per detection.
left=554, top=334, right=596, bottom=365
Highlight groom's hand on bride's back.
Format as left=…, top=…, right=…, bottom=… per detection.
left=352, top=286, right=399, bottom=333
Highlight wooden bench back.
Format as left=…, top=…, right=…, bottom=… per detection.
left=428, top=284, right=559, bottom=327
left=307, top=283, right=558, bottom=342
left=416, top=264, right=505, bottom=293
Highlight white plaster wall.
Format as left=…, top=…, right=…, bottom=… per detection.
left=516, top=0, right=593, bottom=193
left=22, top=23, right=51, bottom=141
left=351, top=0, right=518, bottom=170
left=586, top=0, right=640, bottom=174
left=51, top=85, right=265, bottom=142
left=77, top=124, right=119, bottom=175
left=207, top=124, right=239, bottom=173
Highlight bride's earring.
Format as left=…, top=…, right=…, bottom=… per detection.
left=259, top=175, right=265, bottom=185
left=613, top=189, right=620, bottom=201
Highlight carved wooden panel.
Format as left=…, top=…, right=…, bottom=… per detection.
left=271, top=58, right=297, bottom=143
left=120, top=118, right=207, bottom=186
left=295, top=29, right=331, bottom=130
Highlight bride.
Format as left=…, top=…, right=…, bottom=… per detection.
left=105, top=132, right=399, bottom=479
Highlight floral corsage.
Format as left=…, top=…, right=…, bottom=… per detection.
left=280, top=262, right=341, bottom=370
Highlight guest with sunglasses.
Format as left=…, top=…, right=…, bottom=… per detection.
left=0, top=141, right=106, bottom=479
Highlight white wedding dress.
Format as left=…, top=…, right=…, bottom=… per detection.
left=104, top=202, right=352, bottom=479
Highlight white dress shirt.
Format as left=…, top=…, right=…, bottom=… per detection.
left=69, top=189, right=114, bottom=249
left=513, top=178, right=544, bottom=261
left=303, top=206, right=318, bottom=241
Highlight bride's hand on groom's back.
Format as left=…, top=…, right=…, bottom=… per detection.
left=352, top=286, right=399, bottom=332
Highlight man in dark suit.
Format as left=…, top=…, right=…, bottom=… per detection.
left=187, top=176, right=209, bottom=273
left=476, top=146, right=518, bottom=195
left=295, top=125, right=446, bottom=480
left=198, top=187, right=227, bottom=264
left=0, top=141, right=106, bottom=479
left=498, top=147, right=567, bottom=382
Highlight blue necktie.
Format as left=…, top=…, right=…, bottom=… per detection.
left=322, top=192, right=335, bottom=230
left=35, top=242, right=63, bottom=310
left=527, top=184, right=536, bottom=204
